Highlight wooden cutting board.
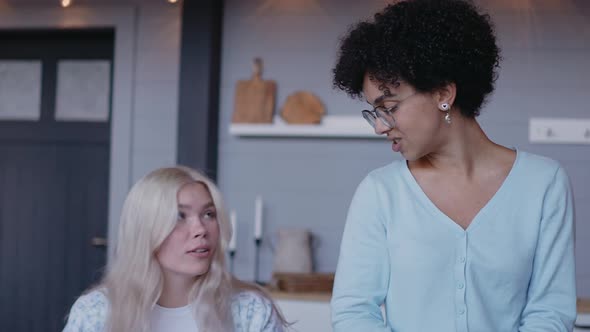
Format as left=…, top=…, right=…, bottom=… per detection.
left=271, top=272, right=334, bottom=293
left=232, top=58, right=276, bottom=123
left=281, top=91, right=325, bottom=124
left=580, top=298, right=590, bottom=313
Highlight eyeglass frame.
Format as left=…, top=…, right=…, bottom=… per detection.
left=361, top=92, right=418, bottom=129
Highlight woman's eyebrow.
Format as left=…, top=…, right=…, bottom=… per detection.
left=368, top=94, right=397, bottom=106
left=178, top=202, right=214, bottom=210
left=200, top=202, right=215, bottom=209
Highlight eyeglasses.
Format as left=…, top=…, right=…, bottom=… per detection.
left=362, top=93, right=417, bottom=129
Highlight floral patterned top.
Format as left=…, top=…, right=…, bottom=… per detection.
left=62, top=289, right=285, bottom=332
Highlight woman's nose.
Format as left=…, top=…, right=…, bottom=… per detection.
left=189, top=217, right=207, bottom=238
left=374, top=118, right=392, bottom=135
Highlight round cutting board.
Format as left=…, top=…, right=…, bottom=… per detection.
left=280, top=91, right=325, bottom=124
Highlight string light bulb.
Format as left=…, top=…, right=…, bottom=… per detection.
left=61, top=0, right=72, bottom=8
left=167, top=0, right=178, bottom=3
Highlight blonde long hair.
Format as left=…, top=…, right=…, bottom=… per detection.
left=94, top=166, right=286, bottom=331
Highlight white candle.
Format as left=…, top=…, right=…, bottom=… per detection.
left=254, top=196, right=263, bottom=240
left=229, top=210, right=237, bottom=251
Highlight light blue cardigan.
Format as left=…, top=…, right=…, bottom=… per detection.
left=331, top=150, right=576, bottom=332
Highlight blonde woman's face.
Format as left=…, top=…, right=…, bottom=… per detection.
left=156, top=182, right=220, bottom=280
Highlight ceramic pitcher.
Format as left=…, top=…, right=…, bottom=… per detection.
left=272, top=228, right=313, bottom=274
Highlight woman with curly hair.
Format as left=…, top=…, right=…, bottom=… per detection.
left=63, top=166, right=288, bottom=331
left=331, top=0, right=576, bottom=331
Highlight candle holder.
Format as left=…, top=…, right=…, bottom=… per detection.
left=254, top=237, right=265, bottom=285
left=229, top=250, right=236, bottom=274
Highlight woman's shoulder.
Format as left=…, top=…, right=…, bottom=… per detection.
left=63, top=289, right=109, bottom=332
left=231, top=290, right=284, bottom=331
left=348, top=159, right=408, bottom=197
left=231, top=289, right=273, bottom=314
left=358, top=159, right=407, bottom=187
left=517, top=150, right=561, bottom=172
left=369, top=159, right=406, bottom=177
left=514, top=150, right=568, bottom=184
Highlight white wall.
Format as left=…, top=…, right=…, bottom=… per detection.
left=130, top=4, right=180, bottom=183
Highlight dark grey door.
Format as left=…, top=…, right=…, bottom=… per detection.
left=0, top=29, right=113, bottom=332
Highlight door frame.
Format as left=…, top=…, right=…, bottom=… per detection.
left=0, top=6, right=136, bottom=262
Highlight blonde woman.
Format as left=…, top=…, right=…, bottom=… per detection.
left=63, top=166, right=288, bottom=331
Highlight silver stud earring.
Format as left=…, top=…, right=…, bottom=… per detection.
left=440, top=103, right=450, bottom=111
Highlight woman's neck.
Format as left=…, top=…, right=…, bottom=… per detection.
left=157, top=273, right=195, bottom=308
left=416, top=116, right=502, bottom=178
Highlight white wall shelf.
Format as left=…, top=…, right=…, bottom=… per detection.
left=529, top=118, right=590, bottom=144
left=229, top=115, right=380, bottom=138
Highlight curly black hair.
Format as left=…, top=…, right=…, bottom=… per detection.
left=333, top=0, right=501, bottom=117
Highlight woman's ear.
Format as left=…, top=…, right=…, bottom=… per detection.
left=436, top=82, right=457, bottom=107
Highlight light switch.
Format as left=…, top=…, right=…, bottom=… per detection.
left=529, top=118, right=590, bottom=144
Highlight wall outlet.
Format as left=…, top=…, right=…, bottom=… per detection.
left=529, top=118, right=590, bottom=144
